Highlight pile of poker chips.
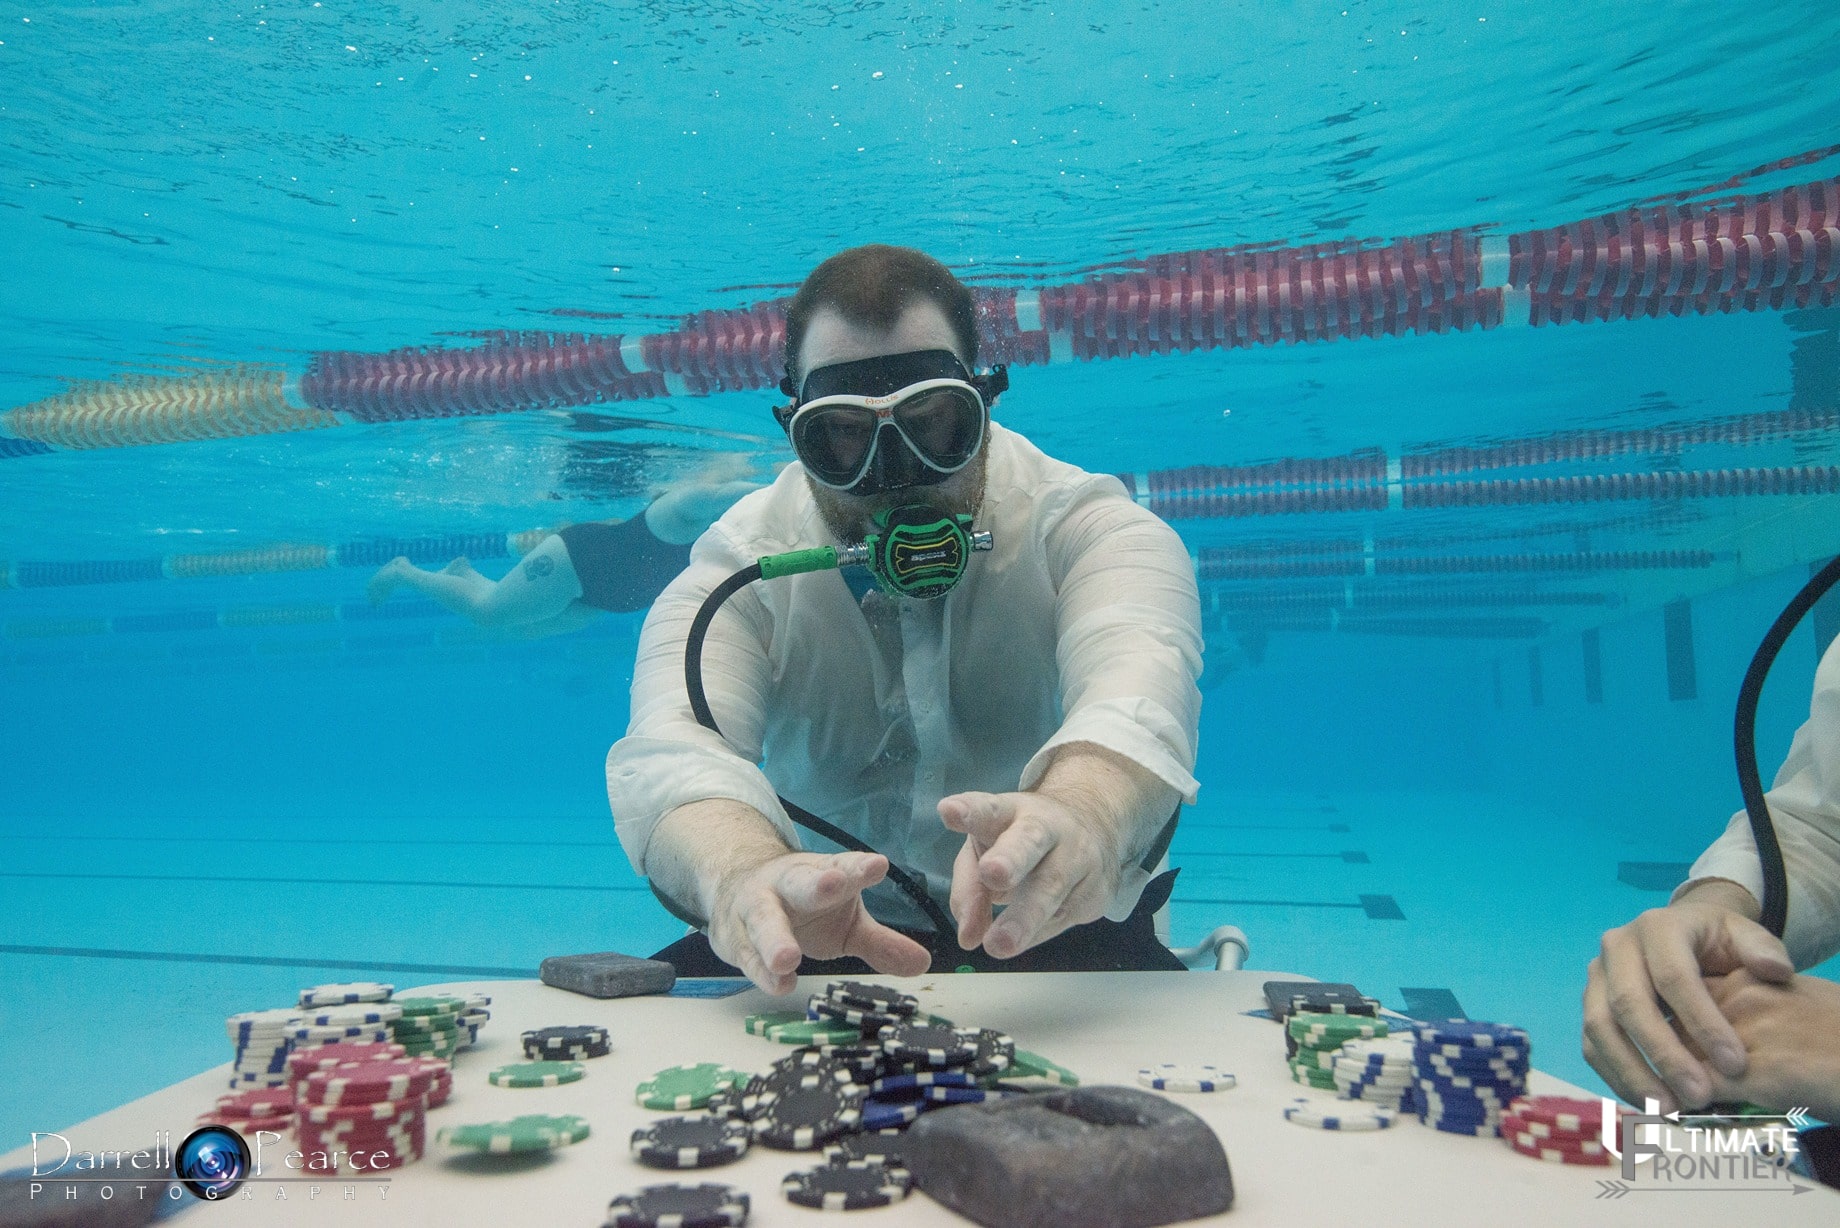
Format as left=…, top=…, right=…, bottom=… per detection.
left=288, top=1042, right=454, bottom=1110
left=1413, top=1021, right=1530, bottom=1137
left=294, top=1055, right=446, bottom=1170
left=1271, top=985, right=1385, bottom=1091
left=612, top=980, right=1076, bottom=1221
left=205, top=1085, right=296, bottom=1135
left=1330, top=1034, right=1418, bottom=1112
left=1500, top=1095, right=1614, bottom=1166
left=390, top=996, right=469, bottom=1059
left=523, top=1024, right=612, bottom=1061
left=456, top=993, right=492, bottom=1049
left=225, top=1008, right=309, bottom=1090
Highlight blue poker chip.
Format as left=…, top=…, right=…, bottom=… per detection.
left=871, top=1070, right=977, bottom=1099
left=1414, top=1020, right=1528, bottom=1047
left=924, top=1085, right=999, bottom=1105
left=1423, top=1114, right=1503, bottom=1137
left=861, top=1096, right=924, bottom=1131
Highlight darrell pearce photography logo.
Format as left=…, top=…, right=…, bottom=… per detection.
left=1597, top=1100, right=1817, bottom=1198
left=21, top=1123, right=399, bottom=1206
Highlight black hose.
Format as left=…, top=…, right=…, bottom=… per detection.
left=683, top=564, right=959, bottom=938
left=1733, top=554, right=1840, bottom=938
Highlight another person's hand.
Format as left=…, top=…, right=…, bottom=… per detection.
left=940, top=789, right=1122, bottom=961
left=706, top=850, right=931, bottom=996
left=1684, top=970, right=1840, bottom=1125
left=1583, top=880, right=1794, bottom=1112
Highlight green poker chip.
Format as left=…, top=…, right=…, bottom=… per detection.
left=392, top=1013, right=462, bottom=1033
left=635, top=1063, right=746, bottom=1111
left=745, top=1010, right=806, bottom=1037
left=394, top=995, right=468, bottom=1018
left=437, top=1114, right=591, bottom=1154
left=766, top=1017, right=862, bottom=1045
left=1002, top=1049, right=1080, bottom=1086
left=488, top=1061, right=586, bottom=1089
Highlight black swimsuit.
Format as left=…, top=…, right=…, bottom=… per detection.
left=557, top=515, right=691, bottom=613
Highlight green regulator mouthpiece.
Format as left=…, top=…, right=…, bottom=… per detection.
left=754, top=504, right=993, bottom=599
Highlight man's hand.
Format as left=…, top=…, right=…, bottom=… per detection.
left=1681, top=970, right=1840, bottom=1124
left=1582, top=881, right=1794, bottom=1112
left=706, top=850, right=931, bottom=996
left=940, top=789, right=1124, bottom=961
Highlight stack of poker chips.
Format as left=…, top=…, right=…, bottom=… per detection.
left=287, top=1042, right=453, bottom=1110
left=523, top=1024, right=612, bottom=1061
left=206, top=1085, right=295, bottom=1136
left=1413, top=1021, right=1530, bottom=1136
left=288, top=999, right=400, bottom=1058
left=294, top=1055, right=444, bottom=1170
left=225, top=1008, right=308, bottom=1090
left=456, top=993, right=492, bottom=1049
left=1330, top=1034, right=1418, bottom=1112
left=1274, top=985, right=1384, bottom=1091
left=390, top=996, right=468, bottom=1059
left=1500, top=1095, right=1615, bottom=1166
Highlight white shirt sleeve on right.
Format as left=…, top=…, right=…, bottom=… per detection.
left=1673, top=635, right=1840, bottom=971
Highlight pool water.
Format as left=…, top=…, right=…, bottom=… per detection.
left=4, top=1, right=1840, bottom=1151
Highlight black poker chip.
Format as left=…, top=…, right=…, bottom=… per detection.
left=771, top=1047, right=864, bottom=1084
left=741, top=1064, right=853, bottom=1123
left=524, top=1025, right=611, bottom=1060
left=783, top=1160, right=913, bottom=1211
left=823, top=1129, right=910, bottom=1169
left=825, top=981, right=919, bottom=1019
left=703, top=1086, right=748, bottom=1121
left=814, top=1044, right=886, bottom=1079
left=630, top=1116, right=751, bottom=1170
left=967, top=1028, right=1016, bottom=1077
left=605, top=1183, right=749, bottom=1228
left=1282, top=989, right=1379, bottom=1020
left=808, top=993, right=903, bottom=1032
left=878, top=1022, right=980, bottom=1069
left=752, top=1080, right=866, bottom=1151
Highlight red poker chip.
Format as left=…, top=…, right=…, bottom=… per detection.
left=1506, top=1095, right=1606, bottom=1134
left=216, top=1088, right=295, bottom=1117
left=301, top=1096, right=424, bottom=1125
left=204, top=1113, right=293, bottom=1134
left=1509, top=1137, right=1614, bottom=1166
left=299, top=1060, right=438, bottom=1106
left=1506, top=1128, right=1606, bottom=1155
left=286, top=1042, right=407, bottom=1081
left=1500, top=1111, right=1596, bottom=1144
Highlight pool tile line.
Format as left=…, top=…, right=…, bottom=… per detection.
left=0, top=870, right=650, bottom=892
left=0, top=943, right=532, bottom=978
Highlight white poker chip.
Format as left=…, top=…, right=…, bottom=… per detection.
left=1136, top=1064, right=1236, bottom=1093
left=1284, top=1096, right=1395, bottom=1131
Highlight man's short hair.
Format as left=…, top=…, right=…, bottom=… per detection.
left=783, top=245, right=979, bottom=387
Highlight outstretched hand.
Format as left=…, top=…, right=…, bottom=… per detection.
left=940, top=789, right=1122, bottom=961
left=705, top=850, right=932, bottom=996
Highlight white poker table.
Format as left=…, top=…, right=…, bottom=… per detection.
left=6, top=971, right=1834, bottom=1226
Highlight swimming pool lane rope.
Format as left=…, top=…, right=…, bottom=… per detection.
left=1, top=171, right=1834, bottom=454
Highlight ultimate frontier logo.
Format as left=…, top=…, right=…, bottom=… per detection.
left=1597, top=1099, right=1818, bottom=1198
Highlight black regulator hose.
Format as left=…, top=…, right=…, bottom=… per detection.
left=1733, top=553, right=1840, bottom=939
left=684, top=561, right=960, bottom=939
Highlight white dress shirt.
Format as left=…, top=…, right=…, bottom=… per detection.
left=605, top=422, right=1204, bottom=932
left=1676, top=632, right=1840, bottom=970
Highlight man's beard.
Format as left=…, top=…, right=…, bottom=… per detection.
left=807, top=445, right=989, bottom=544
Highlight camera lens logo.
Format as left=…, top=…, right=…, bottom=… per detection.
left=176, top=1126, right=252, bottom=1200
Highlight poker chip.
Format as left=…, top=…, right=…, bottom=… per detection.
left=779, top=1044, right=882, bottom=1080
left=1137, top=1064, right=1236, bottom=1093
left=783, top=1160, right=913, bottom=1210
left=746, top=1010, right=807, bottom=1037
left=394, top=995, right=467, bottom=1017
left=1289, top=1014, right=1388, bottom=1042
left=300, top=1003, right=404, bottom=1027
left=861, top=1095, right=924, bottom=1131
left=438, top=1114, right=591, bottom=1154
left=300, top=982, right=394, bottom=1008
left=216, top=1087, right=295, bottom=1118
left=392, top=1012, right=461, bottom=1034
left=873, top=1069, right=978, bottom=1099
left=299, top=1059, right=438, bottom=1106
left=489, top=1061, right=586, bottom=1089
left=1284, top=1097, right=1395, bottom=1131
left=703, top=1086, right=747, bottom=1121
left=631, top=1116, right=752, bottom=1170
left=966, top=1028, right=1016, bottom=1077
left=523, top=1025, right=612, bottom=1060
left=1002, top=1049, right=1079, bottom=1086
left=878, top=1022, right=980, bottom=1068
left=824, top=1129, right=909, bottom=1168
left=808, top=994, right=902, bottom=1031
left=924, top=1084, right=1001, bottom=1105
left=1415, top=1021, right=1530, bottom=1050
left=752, top=1080, right=865, bottom=1150
left=1507, top=1137, right=1614, bottom=1165
left=1504, top=1095, right=1601, bottom=1134
left=207, top=1112, right=293, bottom=1134
left=767, top=1017, right=863, bottom=1046
left=637, top=1064, right=747, bottom=1111
left=825, top=981, right=919, bottom=1018
left=605, top=1183, right=749, bottom=1228
left=1283, top=989, right=1380, bottom=1018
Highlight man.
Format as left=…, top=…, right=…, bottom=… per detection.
left=606, top=245, right=1203, bottom=994
left=1583, top=631, right=1840, bottom=1129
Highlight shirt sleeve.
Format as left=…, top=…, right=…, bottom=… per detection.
left=1018, top=478, right=1205, bottom=807
left=1672, top=636, right=1840, bottom=971
left=604, top=518, right=801, bottom=878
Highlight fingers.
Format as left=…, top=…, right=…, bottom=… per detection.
left=1644, top=925, right=1747, bottom=1080
left=723, top=889, right=802, bottom=997
left=1599, top=924, right=1713, bottom=1106
left=1582, top=954, right=1678, bottom=1113
left=950, top=836, right=996, bottom=950
left=1729, top=918, right=1795, bottom=984
left=776, top=853, right=885, bottom=914
left=984, top=857, right=1090, bottom=961
left=840, top=913, right=933, bottom=978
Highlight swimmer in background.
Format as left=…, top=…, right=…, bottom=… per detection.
left=366, top=455, right=766, bottom=637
